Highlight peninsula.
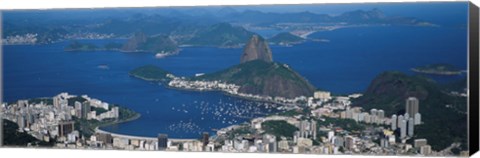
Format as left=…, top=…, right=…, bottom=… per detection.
left=411, top=63, right=462, bottom=75
left=130, top=35, right=317, bottom=103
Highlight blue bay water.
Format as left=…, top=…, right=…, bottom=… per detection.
left=3, top=24, right=467, bottom=138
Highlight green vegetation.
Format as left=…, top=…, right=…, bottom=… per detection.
left=115, top=104, right=140, bottom=121
left=129, top=65, right=172, bottom=82
left=261, top=120, right=298, bottom=139
left=411, top=63, right=462, bottom=75
left=91, top=107, right=108, bottom=115
left=74, top=105, right=139, bottom=137
left=352, top=71, right=467, bottom=151
left=440, top=77, right=467, bottom=93
left=186, top=23, right=256, bottom=47
left=2, top=119, right=55, bottom=147
left=67, top=96, right=87, bottom=106
left=268, top=32, right=304, bottom=45
left=225, top=125, right=254, bottom=140
left=194, top=60, right=316, bottom=98
left=317, top=117, right=365, bottom=132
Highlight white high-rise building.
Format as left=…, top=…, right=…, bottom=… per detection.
left=404, top=113, right=410, bottom=120
left=370, top=109, right=378, bottom=117
left=370, top=112, right=377, bottom=124
left=398, top=115, right=404, bottom=125
left=328, top=131, right=335, bottom=142
left=414, top=113, right=421, bottom=125
left=378, top=110, right=385, bottom=119
left=311, top=120, right=317, bottom=140
left=400, top=119, right=407, bottom=139
left=406, top=97, right=419, bottom=118
left=408, top=118, right=414, bottom=137
left=391, top=114, right=397, bottom=130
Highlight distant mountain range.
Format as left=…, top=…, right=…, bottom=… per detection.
left=4, top=8, right=434, bottom=44
left=184, top=23, right=256, bottom=48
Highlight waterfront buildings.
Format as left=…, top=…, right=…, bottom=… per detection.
left=0, top=91, right=450, bottom=155
left=158, top=134, right=168, bottom=150
left=202, top=132, right=209, bottom=150
left=314, top=91, right=331, bottom=101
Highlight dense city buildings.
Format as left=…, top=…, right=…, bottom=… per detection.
left=0, top=88, right=466, bottom=156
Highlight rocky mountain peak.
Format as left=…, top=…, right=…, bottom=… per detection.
left=240, top=35, right=273, bottom=63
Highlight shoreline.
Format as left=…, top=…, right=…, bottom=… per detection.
left=97, top=112, right=142, bottom=129
left=95, top=127, right=198, bottom=142
left=94, top=109, right=203, bottom=142
left=163, top=82, right=296, bottom=107
left=411, top=68, right=463, bottom=75
left=128, top=74, right=299, bottom=107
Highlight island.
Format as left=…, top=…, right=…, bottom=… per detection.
left=65, top=32, right=180, bottom=58
left=411, top=63, right=462, bottom=75
left=129, top=65, right=172, bottom=82
left=268, top=32, right=305, bottom=46
left=64, top=41, right=99, bottom=51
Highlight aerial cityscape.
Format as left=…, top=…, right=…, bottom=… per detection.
left=0, top=2, right=470, bottom=156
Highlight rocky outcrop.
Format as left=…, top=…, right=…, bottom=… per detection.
left=240, top=35, right=273, bottom=63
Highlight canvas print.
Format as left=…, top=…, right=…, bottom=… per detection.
left=0, top=2, right=473, bottom=156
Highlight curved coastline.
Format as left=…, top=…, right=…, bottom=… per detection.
left=95, top=127, right=197, bottom=142
left=98, top=113, right=141, bottom=129
left=164, top=83, right=296, bottom=107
